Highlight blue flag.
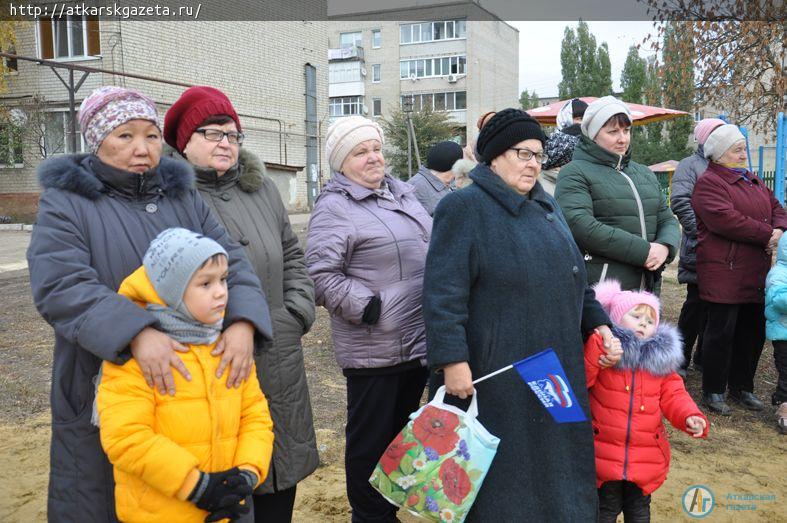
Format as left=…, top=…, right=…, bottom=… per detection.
left=513, top=348, right=587, bottom=423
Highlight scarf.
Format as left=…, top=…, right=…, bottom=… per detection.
left=145, top=303, right=223, bottom=345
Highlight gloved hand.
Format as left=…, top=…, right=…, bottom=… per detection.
left=188, top=467, right=254, bottom=513
left=362, top=295, right=382, bottom=325
left=204, top=470, right=258, bottom=522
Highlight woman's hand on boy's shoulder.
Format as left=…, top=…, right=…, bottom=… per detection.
left=213, top=320, right=255, bottom=388
left=130, top=327, right=192, bottom=396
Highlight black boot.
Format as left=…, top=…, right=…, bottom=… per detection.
left=702, top=392, right=731, bottom=415
left=728, top=390, right=764, bottom=411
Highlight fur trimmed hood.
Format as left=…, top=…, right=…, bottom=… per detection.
left=37, top=153, right=194, bottom=200
left=612, top=323, right=684, bottom=376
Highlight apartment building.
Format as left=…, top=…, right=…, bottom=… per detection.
left=0, top=18, right=328, bottom=220
left=326, top=19, right=518, bottom=150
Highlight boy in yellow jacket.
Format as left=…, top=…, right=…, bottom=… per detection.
left=96, top=228, right=274, bottom=522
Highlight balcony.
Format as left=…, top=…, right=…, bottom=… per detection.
left=328, top=46, right=364, bottom=61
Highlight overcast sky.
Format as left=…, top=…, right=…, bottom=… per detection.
left=508, top=21, right=659, bottom=99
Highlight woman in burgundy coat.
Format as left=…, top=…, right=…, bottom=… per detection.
left=692, top=124, right=787, bottom=415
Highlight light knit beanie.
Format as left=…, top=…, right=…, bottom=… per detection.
left=78, top=86, right=159, bottom=154
left=703, top=124, right=745, bottom=161
left=143, top=228, right=227, bottom=314
left=581, top=96, right=631, bottom=140
left=593, top=279, right=661, bottom=328
left=694, top=118, right=726, bottom=145
left=325, top=116, right=384, bottom=172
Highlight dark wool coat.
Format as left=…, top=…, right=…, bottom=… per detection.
left=189, top=148, right=319, bottom=494
left=27, top=154, right=272, bottom=523
left=670, top=147, right=709, bottom=284
left=584, top=325, right=708, bottom=495
left=423, top=164, right=610, bottom=522
left=555, top=136, right=680, bottom=294
left=692, top=162, right=787, bottom=304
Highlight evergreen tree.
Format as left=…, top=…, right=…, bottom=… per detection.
left=559, top=21, right=613, bottom=98
left=558, top=27, right=579, bottom=99
left=519, top=89, right=539, bottom=110
left=595, top=43, right=613, bottom=95
left=381, top=106, right=457, bottom=179
left=662, top=22, right=694, bottom=160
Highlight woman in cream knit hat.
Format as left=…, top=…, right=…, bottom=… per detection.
left=306, top=116, right=433, bottom=522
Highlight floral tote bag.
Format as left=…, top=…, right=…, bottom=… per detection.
left=369, top=386, right=500, bottom=522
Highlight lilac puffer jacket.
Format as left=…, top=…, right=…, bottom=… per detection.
left=306, top=172, right=433, bottom=369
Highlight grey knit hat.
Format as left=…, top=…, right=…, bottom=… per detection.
left=581, top=96, right=631, bottom=140
left=143, top=228, right=227, bottom=313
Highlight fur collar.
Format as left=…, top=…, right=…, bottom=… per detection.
left=612, top=323, right=684, bottom=376
left=37, top=153, right=194, bottom=200
left=163, top=145, right=264, bottom=193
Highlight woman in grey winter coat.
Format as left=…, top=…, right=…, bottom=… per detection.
left=163, top=86, right=318, bottom=523
left=26, top=86, right=272, bottom=523
left=306, top=116, right=432, bottom=523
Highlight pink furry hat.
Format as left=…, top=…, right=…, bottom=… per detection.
left=593, top=279, right=661, bottom=327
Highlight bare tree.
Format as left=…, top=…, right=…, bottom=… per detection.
left=642, top=1, right=785, bottom=137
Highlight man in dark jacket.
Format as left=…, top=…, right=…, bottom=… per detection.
left=408, top=140, right=463, bottom=215
left=670, top=118, right=726, bottom=375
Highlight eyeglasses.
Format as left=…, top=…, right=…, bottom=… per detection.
left=509, top=148, right=548, bottom=164
left=195, top=128, right=245, bottom=145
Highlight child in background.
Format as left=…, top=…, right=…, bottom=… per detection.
left=584, top=280, right=708, bottom=522
left=765, top=234, right=787, bottom=434
left=96, top=228, right=274, bottom=522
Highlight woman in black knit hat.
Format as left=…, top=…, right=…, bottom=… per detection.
left=423, top=108, right=620, bottom=521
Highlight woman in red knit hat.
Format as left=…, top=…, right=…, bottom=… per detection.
left=164, top=86, right=318, bottom=523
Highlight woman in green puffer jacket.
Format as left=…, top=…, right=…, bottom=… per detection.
left=555, top=96, right=680, bottom=295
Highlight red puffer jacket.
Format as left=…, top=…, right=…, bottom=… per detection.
left=584, top=325, right=709, bottom=495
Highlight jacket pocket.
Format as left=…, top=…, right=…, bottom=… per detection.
left=655, top=428, right=671, bottom=462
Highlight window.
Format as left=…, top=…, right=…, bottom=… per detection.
left=399, top=55, right=467, bottom=79
left=43, top=111, right=84, bottom=155
left=329, top=96, right=364, bottom=117
left=372, top=64, right=381, bottom=83
left=400, top=91, right=467, bottom=112
left=371, top=29, right=381, bottom=49
left=0, top=123, right=23, bottom=167
left=339, top=32, right=362, bottom=49
left=329, top=61, right=362, bottom=83
left=372, top=98, right=382, bottom=117
left=399, top=20, right=468, bottom=44
left=37, top=16, right=100, bottom=59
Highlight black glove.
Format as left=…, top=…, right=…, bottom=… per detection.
left=362, top=295, right=382, bottom=325
left=188, top=467, right=254, bottom=513
left=204, top=470, right=257, bottom=522
left=205, top=500, right=251, bottom=523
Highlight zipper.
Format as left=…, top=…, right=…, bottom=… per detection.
left=358, top=204, right=404, bottom=280
left=599, top=263, right=609, bottom=282
left=622, top=370, right=636, bottom=480
left=616, top=168, right=649, bottom=290
left=137, top=173, right=145, bottom=196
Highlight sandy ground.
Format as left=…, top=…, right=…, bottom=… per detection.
left=1, top=254, right=785, bottom=522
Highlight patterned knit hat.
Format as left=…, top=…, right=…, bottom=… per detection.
left=325, top=116, right=384, bottom=172
left=593, top=279, right=661, bottom=328
left=163, top=86, right=242, bottom=154
left=78, top=86, right=159, bottom=154
left=143, top=228, right=227, bottom=315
